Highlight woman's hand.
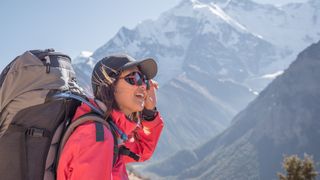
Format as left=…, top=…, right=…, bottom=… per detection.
left=144, top=80, right=158, bottom=110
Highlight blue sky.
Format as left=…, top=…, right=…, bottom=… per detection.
left=0, top=0, right=180, bottom=70
left=0, top=0, right=307, bottom=71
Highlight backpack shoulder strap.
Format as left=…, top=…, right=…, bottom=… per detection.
left=58, top=114, right=109, bottom=156
left=56, top=114, right=120, bottom=167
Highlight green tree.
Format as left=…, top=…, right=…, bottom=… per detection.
left=278, top=154, right=318, bottom=180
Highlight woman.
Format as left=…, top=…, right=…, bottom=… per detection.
left=57, top=54, right=164, bottom=180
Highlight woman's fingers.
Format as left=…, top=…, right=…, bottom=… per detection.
left=149, top=79, right=159, bottom=90
left=144, top=79, right=158, bottom=110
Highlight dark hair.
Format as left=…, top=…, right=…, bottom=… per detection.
left=92, top=65, right=119, bottom=118
left=92, top=66, right=139, bottom=122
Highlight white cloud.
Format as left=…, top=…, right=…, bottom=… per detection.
left=80, top=51, right=93, bottom=58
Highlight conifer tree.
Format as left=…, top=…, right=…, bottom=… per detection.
left=278, top=154, right=318, bottom=180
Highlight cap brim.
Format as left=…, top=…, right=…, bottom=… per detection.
left=120, top=58, right=158, bottom=80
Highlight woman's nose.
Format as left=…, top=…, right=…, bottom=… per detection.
left=139, top=83, right=147, bottom=90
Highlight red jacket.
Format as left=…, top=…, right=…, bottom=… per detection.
left=57, top=100, right=164, bottom=180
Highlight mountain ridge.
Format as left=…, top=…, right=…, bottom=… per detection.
left=146, top=40, right=320, bottom=179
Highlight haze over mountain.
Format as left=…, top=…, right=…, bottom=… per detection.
left=146, top=40, right=320, bottom=179
left=73, top=0, right=320, bottom=159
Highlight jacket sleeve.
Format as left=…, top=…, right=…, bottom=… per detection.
left=57, top=123, right=114, bottom=180
left=123, top=113, right=164, bottom=163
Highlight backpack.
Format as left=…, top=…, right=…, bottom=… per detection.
left=0, top=49, right=139, bottom=180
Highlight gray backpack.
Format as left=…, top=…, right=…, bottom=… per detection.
left=0, top=49, right=116, bottom=180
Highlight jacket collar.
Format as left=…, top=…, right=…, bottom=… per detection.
left=75, top=99, right=138, bottom=135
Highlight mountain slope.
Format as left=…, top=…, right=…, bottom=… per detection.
left=146, top=40, right=320, bottom=179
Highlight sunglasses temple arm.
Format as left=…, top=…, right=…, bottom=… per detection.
left=146, top=80, right=150, bottom=90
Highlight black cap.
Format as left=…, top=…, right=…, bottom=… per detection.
left=92, top=54, right=158, bottom=93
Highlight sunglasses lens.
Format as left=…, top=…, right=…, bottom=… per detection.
left=123, top=72, right=146, bottom=86
left=135, top=73, right=143, bottom=85
left=126, top=77, right=135, bottom=85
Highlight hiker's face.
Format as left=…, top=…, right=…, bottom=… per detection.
left=114, top=67, right=147, bottom=115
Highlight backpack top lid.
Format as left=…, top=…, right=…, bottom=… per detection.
left=0, top=49, right=80, bottom=112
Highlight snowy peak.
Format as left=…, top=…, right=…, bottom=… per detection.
left=171, top=0, right=248, bottom=34
left=221, top=0, right=320, bottom=53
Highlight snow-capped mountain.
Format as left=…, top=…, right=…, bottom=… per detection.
left=73, top=0, right=320, bottom=160
left=92, top=0, right=281, bottom=85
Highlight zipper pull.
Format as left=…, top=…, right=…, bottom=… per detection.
left=45, top=56, right=51, bottom=73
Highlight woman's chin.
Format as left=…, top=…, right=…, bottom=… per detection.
left=135, top=101, right=145, bottom=111
left=136, top=105, right=144, bottom=112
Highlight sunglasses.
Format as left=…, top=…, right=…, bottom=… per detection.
left=119, top=71, right=150, bottom=89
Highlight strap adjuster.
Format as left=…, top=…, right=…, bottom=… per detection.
left=119, top=146, right=140, bottom=161
left=26, top=128, right=44, bottom=137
